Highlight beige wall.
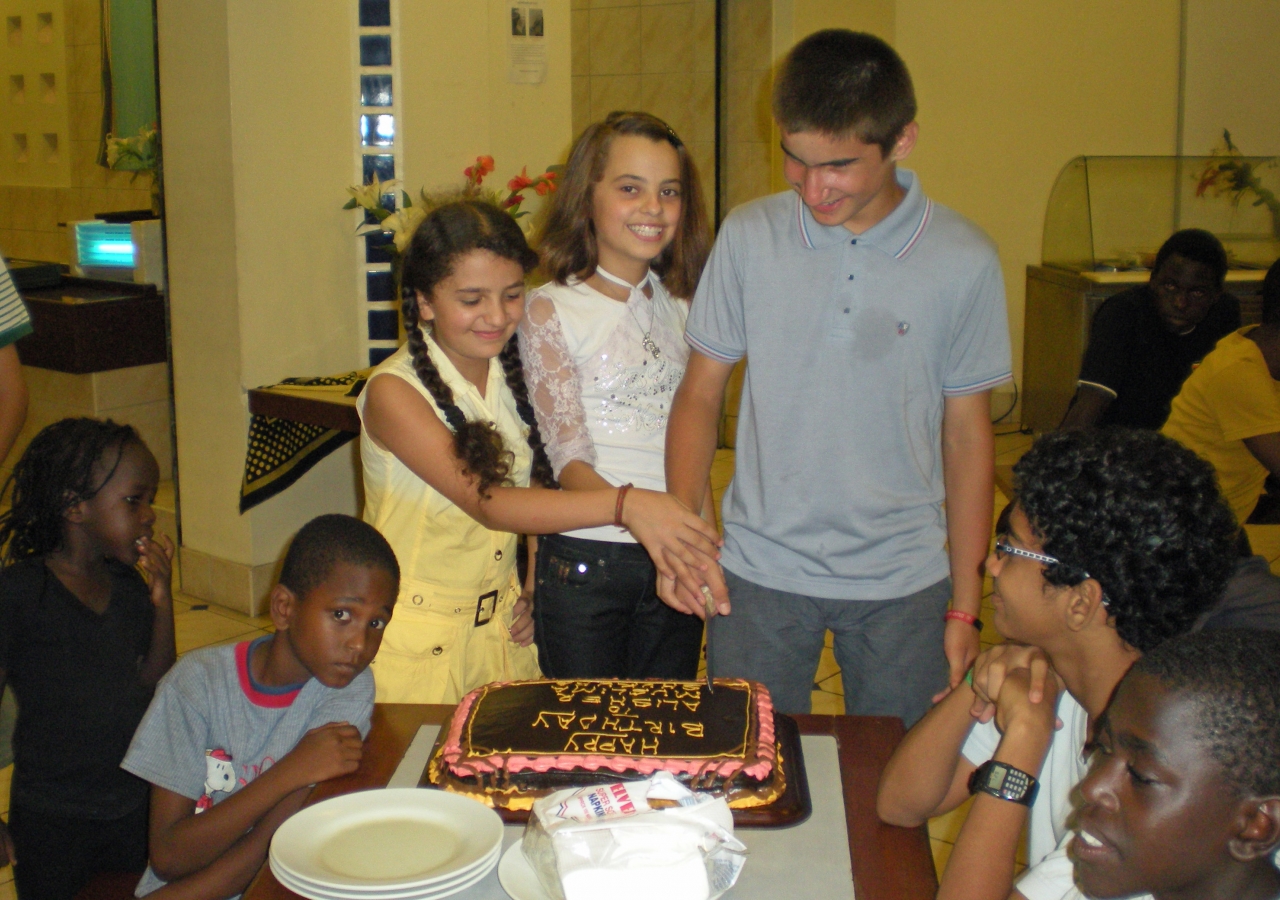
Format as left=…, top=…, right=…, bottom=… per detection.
left=568, top=0, right=715, bottom=219
left=0, top=0, right=152, bottom=263
left=401, top=1, right=573, bottom=205
left=158, top=0, right=571, bottom=605
left=157, top=0, right=360, bottom=579
left=1182, top=0, right=1280, bottom=156
left=895, top=1, right=1181, bottom=399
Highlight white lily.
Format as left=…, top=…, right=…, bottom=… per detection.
left=383, top=206, right=427, bottom=252
left=347, top=175, right=397, bottom=212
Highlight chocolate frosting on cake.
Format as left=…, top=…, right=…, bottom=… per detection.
left=465, top=680, right=750, bottom=759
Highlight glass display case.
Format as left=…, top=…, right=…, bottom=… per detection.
left=1043, top=155, right=1280, bottom=272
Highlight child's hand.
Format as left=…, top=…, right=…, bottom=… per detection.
left=137, top=534, right=176, bottom=607
left=0, top=819, right=14, bottom=867
left=281, top=722, right=364, bottom=787
left=968, top=643, right=1062, bottom=726
left=509, top=591, right=535, bottom=647
left=623, top=490, right=728, bottom=612
left=992, top=667, right=1061, bottom=742
left=657, top=561, right=729, bottom=620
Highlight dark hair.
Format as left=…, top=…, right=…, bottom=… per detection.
left=278, top=514, right=400, bottom=601
left=772, top=29, right=916, bottom=154
left=1153, top=228, right=1228, bottom=287
left=1012, top=429, right=1237, bottom=652
left=0, top=418, right=143, bottom=562
left=1262, top=257, right=1280, bottom=326
left=537, top=111, right=712, bottom=300
left=399, top=200, right=556, bottom=494
left=1129, top=629, right=1280, bottom=797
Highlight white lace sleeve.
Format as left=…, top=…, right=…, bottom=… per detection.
left=518, top=290, right=597, bottom=477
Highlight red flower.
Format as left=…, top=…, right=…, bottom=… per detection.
left=534, top=178, right=553, bottom=196
left=464, top=155, right=496, bottom=185
left=501, top=194, right=522, bottom=209
left=508, top=167, right=534, bottom=192
left=1195, top=165, right=1222, bottom=198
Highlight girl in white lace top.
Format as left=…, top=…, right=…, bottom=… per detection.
left=357, top=200, right=721, bottom=704
left=520, top=112, right=715, bottom=678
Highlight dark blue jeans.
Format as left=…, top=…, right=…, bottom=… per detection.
left=533, top=534, right=705, bottom=679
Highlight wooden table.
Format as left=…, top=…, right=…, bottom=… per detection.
left=247, top=385, right=360, bottom=434
left=244, top=704, right=938, bottom=900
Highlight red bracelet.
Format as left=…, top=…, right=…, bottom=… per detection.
left=614, top=483, right=634, bottom=529
left=945, top=609, right=983, bottom=631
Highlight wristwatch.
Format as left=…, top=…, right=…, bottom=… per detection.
left=967, top=760, right=1039, bottom=806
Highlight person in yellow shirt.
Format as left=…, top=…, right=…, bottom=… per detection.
left=356, top=200, right=723, bottom=704
left=1163, top=259, right=1280, bottom=526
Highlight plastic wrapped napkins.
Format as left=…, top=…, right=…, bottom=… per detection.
left=521, top=771, right=748, bottom=900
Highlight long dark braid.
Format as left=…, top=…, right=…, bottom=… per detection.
left=500, top=337, right=557, bottom=488
left=0, top=418, right=141, bottom=562
left=399, top=200, right=545, bottom=497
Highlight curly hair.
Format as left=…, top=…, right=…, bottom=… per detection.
left=536, top=111, right=711, bottom=300
left=1129, top=629, right=1280, bottom=796
left=399, top=199, right=556, bottom=495
left=1011, top=428, right=1237, bottom=652
left=0, top=418, right=142, bottom=562
left=278, top=514, right=400, bottom=601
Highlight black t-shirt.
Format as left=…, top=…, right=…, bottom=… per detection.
left=0, top=558, right=155, bottom=818
left=1077, top=285, right=1242, bottom=429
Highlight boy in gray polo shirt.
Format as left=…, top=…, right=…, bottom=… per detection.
left=665, top=30, right=1011, bottom=727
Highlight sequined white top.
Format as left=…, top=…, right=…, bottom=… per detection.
left=518, top=272, right=689, bottom=543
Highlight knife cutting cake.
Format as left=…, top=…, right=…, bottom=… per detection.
left=426, top=678, right=783, bottom=810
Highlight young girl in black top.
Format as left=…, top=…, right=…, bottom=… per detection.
left=0, top=418, right=175, bottom=900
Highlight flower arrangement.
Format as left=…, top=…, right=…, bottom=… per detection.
left=105, top=124, right=162, bottom=215
left=344, top=155, right=557, bottom=255
left=1193, top=130, right=1280, bottom=239
left=105, top=124, right=159, bottom=172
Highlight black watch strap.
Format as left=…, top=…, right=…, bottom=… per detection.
left=967, top=759, right=1039, bottom=806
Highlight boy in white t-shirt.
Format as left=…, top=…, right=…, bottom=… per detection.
left=877, top=429, right=1240, bottom=900
left=1016, top=629, right=1280, bottom=900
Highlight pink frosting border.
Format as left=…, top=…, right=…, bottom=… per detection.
left=441, top=679, right=776, bottom=783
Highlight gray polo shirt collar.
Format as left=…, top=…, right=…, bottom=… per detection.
left=794, top=168, right=933, bottom=259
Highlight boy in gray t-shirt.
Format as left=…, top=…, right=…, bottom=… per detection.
left=665, top=30, right=1010, bottom=728
left=122, top=515, right=399, bottom=899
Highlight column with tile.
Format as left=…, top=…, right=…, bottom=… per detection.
left=353, top=0, right=402, bottom=368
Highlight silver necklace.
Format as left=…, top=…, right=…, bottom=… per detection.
left=596, top=267, right=661, bottom=359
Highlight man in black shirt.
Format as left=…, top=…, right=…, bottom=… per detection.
left=1060, top=228, right=1240, bottom=431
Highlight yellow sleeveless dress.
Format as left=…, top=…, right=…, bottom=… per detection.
left=356, top=338, right=541, bottom=703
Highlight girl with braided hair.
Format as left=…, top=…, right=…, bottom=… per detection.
left=0, top=417, right=175, bottom=899
left=519, top=112, right=715, bottom=678
left=358, top=199, right=721, bottom=704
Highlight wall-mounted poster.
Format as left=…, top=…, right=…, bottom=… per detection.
left=509, top=2, right=546, bottom=83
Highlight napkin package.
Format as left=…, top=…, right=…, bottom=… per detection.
left=521, top=771, right=747, bottom=900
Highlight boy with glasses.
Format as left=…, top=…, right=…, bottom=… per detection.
left=877, top=428, right=1239, bottom=900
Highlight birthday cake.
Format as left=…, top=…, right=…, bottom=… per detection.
left=426, top=678, right=783, bottom=810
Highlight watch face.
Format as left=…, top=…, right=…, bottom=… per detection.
left=971, top=761, right=1036, bottom=804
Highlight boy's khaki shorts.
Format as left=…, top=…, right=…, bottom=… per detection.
left=370, top=574, right=541, bottom=705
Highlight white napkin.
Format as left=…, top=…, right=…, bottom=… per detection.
left=522, top=772, right=748, bottom=900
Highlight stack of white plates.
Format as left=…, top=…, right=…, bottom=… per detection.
left=270, top=788, right=504, bottom=900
